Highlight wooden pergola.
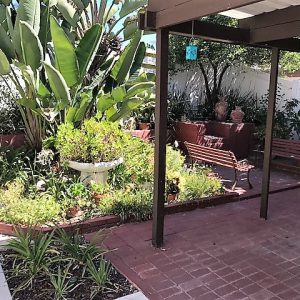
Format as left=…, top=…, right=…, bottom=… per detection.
left=139, top=0, right=300, bottom=248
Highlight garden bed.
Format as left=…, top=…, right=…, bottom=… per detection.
left=1, top=251, right=136, bottom=300
left=0, top=230, right=138, bottom=300
left=0, top=192, right=239, bottom=237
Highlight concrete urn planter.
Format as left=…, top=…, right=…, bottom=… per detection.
left=231, top=106, right=245, bottom=124
left=69, top=158, right=123, bottom=185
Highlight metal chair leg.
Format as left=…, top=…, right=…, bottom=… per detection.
left=247, top=170, right=253, bottom=189
left=232, top=170, right=238, bottom=191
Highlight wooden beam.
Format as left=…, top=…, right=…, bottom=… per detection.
left=260, top=48, right=280, bottom=220
left=169, top=21, right=250, bottom=44
left=148, top=0, right=264, bottom=28
left=152, top=29, right=169, bottom=248
left=250, top=21, right=300, bottom=43
left=239, top=5, right=300, bottom=30
left=239, top=5, right=300, bottom=43
left=167, top=20, right=300, bottom=53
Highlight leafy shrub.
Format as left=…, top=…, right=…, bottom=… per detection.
left=0, top=82, right=24, bottom=134
left=55, top=119, right=128, bottom=163
left=100, top=187, right=153, bottom=222
left=0, top=147, right=28, bottom=187
left=0, top=180, right=61, bottom=225
left=180, top=169, right=223, bottom=201
left=110, top=137, right=154, bottom=187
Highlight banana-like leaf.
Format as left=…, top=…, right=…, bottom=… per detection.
left=111, top=86, right=126, bottom=102
left=50, top=15, right=78, bottom=87
left=39, top=3, right=51, bottom=49
left=76, top=24, right=102, bottom=81
left=19, top=21, right=43, bottom=70
left=37, top=80, right=51, bottom=97
left=96, top=93, right=115, bottom=113
left=43, top=0, right=57, bottom=7
left=0, top=49, right=10, bottom=74
left=0, top=5, right=7, bottom=30
left=6, top=7, right=14, bottom=38
left=125, top=82, right=154, bottom=99
left=123, top=16, right=138, bottom=40
left=13, top=0, right=40, bottom=59
left=119, top=0, right=147, bottom=18
left=111, top=29, right=142, bottom=84
left=73, top=92, right=91, bottom=122
left=56, top=0, right=80, bottom=27
left=0, top=0, right=11, bottom=6
left=109, top=97, right=144, bottom=122
left=130, top=41, right=146, bottom=76
left=72, top=0, right=90, bottom=10
left=0, top=24, right=15, bottom=59
left=43, top=61, right=71, bottom=109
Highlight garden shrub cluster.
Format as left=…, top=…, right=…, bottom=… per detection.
left=0, top=120, right=224, bottom=226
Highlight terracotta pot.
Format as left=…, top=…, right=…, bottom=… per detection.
left=215, top=96, right=228, bottom=122
left=66, top=206, right=81, bottom=218
left=91, top=193, right=104, bottom=205
left=167, top=194, right=177, bottom=203
left=138, top=123, right=151, bottom=130
left=231, top=106, right=245, bottom=124
left=0, top=134, right=26, bottom=148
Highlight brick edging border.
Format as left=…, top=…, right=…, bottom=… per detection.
left=0, top=215, right=121, bottom=237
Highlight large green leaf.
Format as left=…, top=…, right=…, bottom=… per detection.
left=0, top=0, right=11, bottom=6
left=123, top=16, right=138, bottom=40
left=109, top=97, right=144, bottom=122
left=0, top=24, right=14, bottom=59
left=119, top=0, right=147, bottom=18
left=111, top=30, right=142, bottom=84
left=50, top=15, right=78, bottom=87
left=39, top=3, right=51, bottom=50
left=0, top=49, right=10, bottom=74
left=96, top=93, right=115, bottom=113
left=13, top=0, right=40, bottom=59
left=56, top=0, right=80, bottom=27
left=125, top=82, right=154, bottom=99
left=43, top=61, right=71, bottom=109
left=76, top=24, right=102, bottom=81
left=19, top=21, right=43, bottom=70
left=130, top=41, right=146, bottom=76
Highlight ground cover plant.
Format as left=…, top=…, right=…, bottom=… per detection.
left=1, top=228, right=136, bottom=300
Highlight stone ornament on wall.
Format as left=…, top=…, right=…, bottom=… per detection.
left=215, top=96, right=228, bottom=122
left=231, top=106, right=245, bottom=124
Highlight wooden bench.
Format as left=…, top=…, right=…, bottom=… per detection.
left=185, top=142, right=254, bottom=190
left=272, top=138, right=300, bottom=160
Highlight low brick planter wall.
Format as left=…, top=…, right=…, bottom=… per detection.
left=0, top=193, right=240, bottom=236
left=165, top=192, right=238, bottom=214
left=0, top=215, right=121, bottom=237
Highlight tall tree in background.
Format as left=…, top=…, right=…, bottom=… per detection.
left=169, top=15, right=300, bottom=116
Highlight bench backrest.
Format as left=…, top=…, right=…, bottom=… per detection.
left=272, top=138, right=300, bottom=157
left=184, top=142, right=238, bottom=169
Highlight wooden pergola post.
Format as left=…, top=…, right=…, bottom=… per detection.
left=152, top=28, right=169, bottom=248
left=260, top=48, right=280, bottom=219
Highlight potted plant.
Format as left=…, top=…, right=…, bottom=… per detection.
left=55, top=119, right=126, bottom=185
left=134, top=102, right=155, bottom=130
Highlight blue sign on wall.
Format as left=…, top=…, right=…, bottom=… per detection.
left=186, top=43, right=198, bottom=61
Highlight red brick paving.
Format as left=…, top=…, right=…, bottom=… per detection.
left=86, top=188, right=300, bottom=299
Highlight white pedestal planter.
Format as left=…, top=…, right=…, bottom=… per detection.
left=69, top=158, right=123, bottom=185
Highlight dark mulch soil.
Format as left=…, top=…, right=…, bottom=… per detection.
left=0, top=250, right=137, bottom=300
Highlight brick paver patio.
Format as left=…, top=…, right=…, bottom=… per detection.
left=87, top=188, right=300, bottom=299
